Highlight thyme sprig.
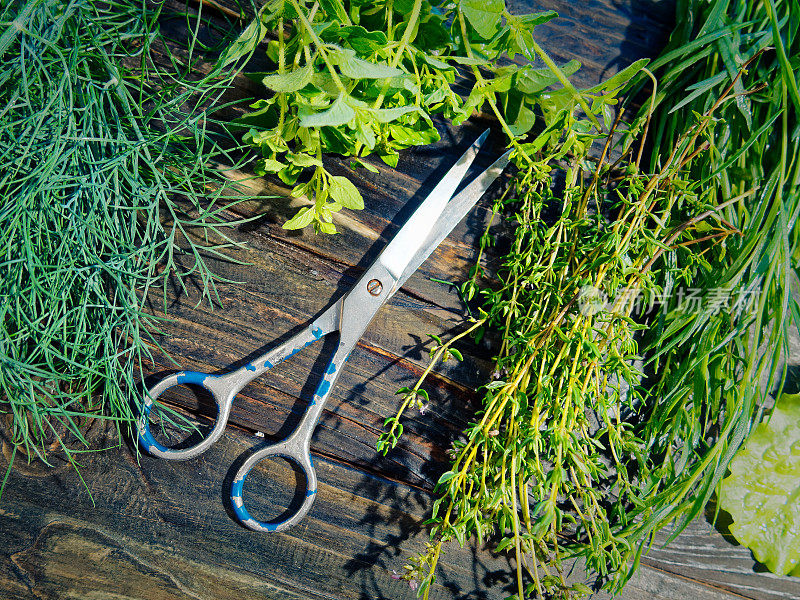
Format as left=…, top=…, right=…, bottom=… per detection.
left=376, top=39, right=792, bottom=600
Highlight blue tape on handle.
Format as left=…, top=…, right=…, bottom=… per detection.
left=137, top=401, right=171, bottom=455
left=138, top=371, right=209, bottom=454
left=176, top=371, right=209, bottom=385
left=310, top=362, right=338, bottom=406
left=231, top=472, right=310, bottom=532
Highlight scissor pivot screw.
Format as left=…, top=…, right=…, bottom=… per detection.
left=367, top=279, right=383, bottom=296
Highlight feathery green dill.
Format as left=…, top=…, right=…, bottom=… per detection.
left=0, top=0, right=247, bottom=485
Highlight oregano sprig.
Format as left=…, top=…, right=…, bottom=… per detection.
left=220, top=0, right=593, bottom=232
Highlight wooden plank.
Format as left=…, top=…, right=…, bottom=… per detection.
left=643, top=520, right=800, bottom=600
left=0, top=422, right=778, bottom=600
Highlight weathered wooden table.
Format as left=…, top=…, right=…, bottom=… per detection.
left=2, top=1, right=800, bottom=599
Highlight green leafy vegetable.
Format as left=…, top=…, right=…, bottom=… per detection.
left=0, top=0, right=248, bottom=484
left=719, top=392, right=800, bottom=577
left=221, top=0, right=569, bottom=232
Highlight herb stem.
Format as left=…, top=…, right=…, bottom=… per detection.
left=371, top=0, right=422, bottom=109
left=288, top=0, right=348, bottom=94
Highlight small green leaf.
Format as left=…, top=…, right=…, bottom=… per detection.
left=311, top=71, right=343, bottom=96
left=355, top=117, right=376, bottom=150
left=258, top=158, right=285, bottom=173
left=328, top=47, right=403, bottom=79
left=283, top=206, right=316, bottom=230
left=291, top=179, right=312, bottom=198
left=350, top=157, right=379, bottom=173
left=317, top=221, right=338, bottom=234
left=360, top=104, right=424, bottom=124
left=319, top=0, right=349, bottom=23
left=217, top=2, right=281, bottom=68
left=484, top=380, right=506, bottom=390
left=278, top=163, right=303, bottom=185
left=460, top=0, right=504, bottom=39
left=508, top=104, right=536, bottom=136
left=588, top=58, right=649, bottom=93
left=388, top=121, right=440, bottom=147
left=438, top=470, right=457, bottom=484
left=394, top=0, right=417, bottom=14
left=328, top=175, right=364, bottom=210
left=334, top=25, right=389, bottom=54
left=287, top=152, right=322, bottom=168
left=449, top=55, right=490, bottom=66
left=516, top=60, right=581, bottom=94
left=262, top=62, right=314, bottom=93
left=380, top=152, right=399, bottom=168
left=421, top=53, right=454, bottom=71
left=299, top=94, right=356, bottom=128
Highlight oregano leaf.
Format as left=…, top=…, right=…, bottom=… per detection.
left=380, top=152, right=399, bottom=168
left=217, top=2, right=282, bottom=68
left=287, top=152, right=322, bottom=167
left=283, top=206, right=316, bottom=229
left=449, top=55, right=491, bottom=66
left=262, top=62, right=314, bottom=93
left=359, top=104, right=423, bottom=124
left=258, top=158, right=285, bottom=173
left=328, top=175, right=364, bottom=209
left=318, top=0, right=348, bottom=23
left=317, top=221, right=338, bottom=234
left=460, top=0, right=504, bottom=39
left=299, top=94, right=356, bottom=128
left=328, top=46, right=403, bottom=79
left=516, top=60, right=581, bottom=94
left=588, top=58, right=650, bottom=93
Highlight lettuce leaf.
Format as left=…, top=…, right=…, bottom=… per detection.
left=719, top=392, right=800, bottom=576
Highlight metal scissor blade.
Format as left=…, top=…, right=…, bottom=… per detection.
left=391, top=149, right=511, bottom=296
left=378, top=129, right=489, bottom=280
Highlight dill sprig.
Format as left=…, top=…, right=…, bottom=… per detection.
left=0, top=0, right=248, bottom=484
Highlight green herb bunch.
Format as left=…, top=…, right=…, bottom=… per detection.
left=0, top=0, right=245, bottom=483
left=220, top=0, right=623, bottom=232
left=379, top=0, right=800, bottom=597
left=623, top=0, right=800, bottom=570
left=380, top=96, right=747, bottom=596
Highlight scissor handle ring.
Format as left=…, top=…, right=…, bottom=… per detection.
left=137, top=370, right=232, bottom=461
left=230, top=438, right=318, bottom=533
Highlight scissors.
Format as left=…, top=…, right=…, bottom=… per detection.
left=138, top=129, right=510, bottom=533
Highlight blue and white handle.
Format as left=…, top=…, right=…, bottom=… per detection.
left=136, top=310, right=350, bottom=531
left=229, top=341, right=348, bottom=532
left=137, top=318, right=330, bottom=461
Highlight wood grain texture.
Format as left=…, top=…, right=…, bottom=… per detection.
left=2, top=421, right=792, bottom=600
left=3, top=1, right=800, bottom=599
